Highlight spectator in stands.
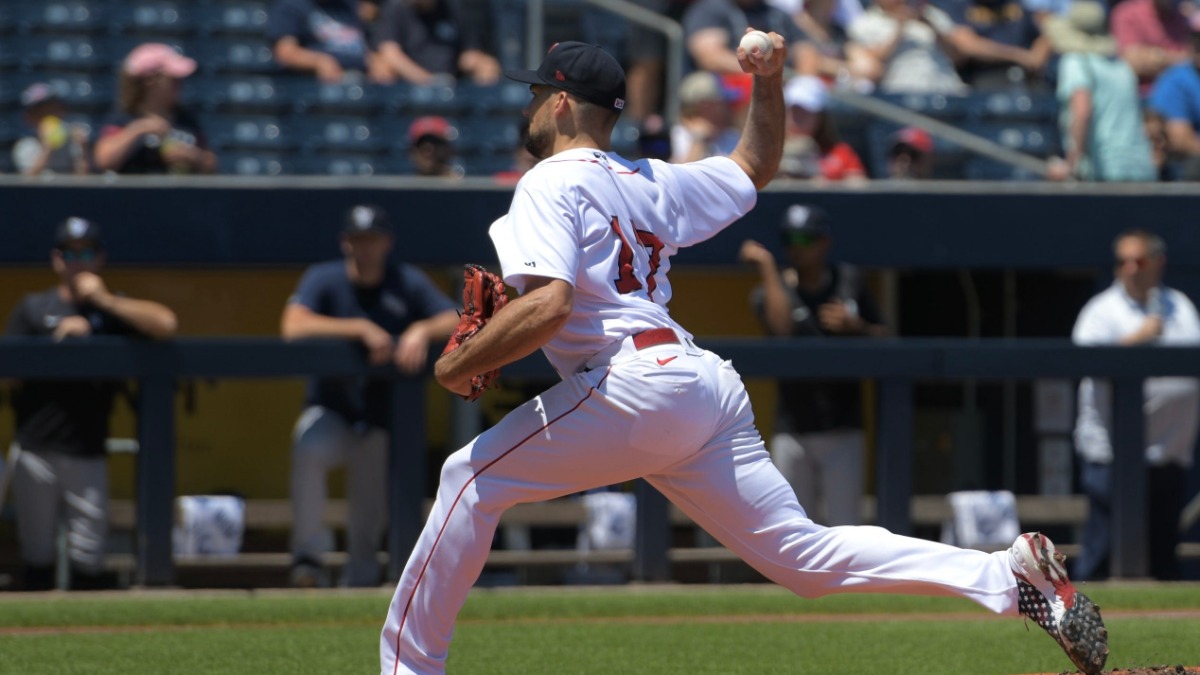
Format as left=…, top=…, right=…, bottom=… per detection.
left=268, top=0, right=391, bottom=83
left=1143, top=109, right=1177, bottom=180
left=1147, top=14, right=1200, bottom=180
left=1044, top=0, right=1156, bottom=181
left=93, top=44, right=217, bottom=175
left=407, top=116, right=461, bottom=177
left=4, top=217, right=178, bottom=591
left=670, top=71, right=741, bottom=163
left=281, top=205, right=458, bottom=587
left=683, top=0, right=808, bottom=75
left=887, top=126, right=936, bottom=178
left=373, top=0, right=500, bottom=85
left=941, top=0, right=1052, bottom=90
left=778, top=0, right=877, bottom=89
left=779, top=75, right=868, bottom=181
left=739, top=205, right=887, bottom=526
left=1072, top=229, right=1200, bottom=581
left=847, top=0, right=968, bottom=94
left=12, top=83, right=91, bottom=176
left=1111, top=0, right=1190, bottom=94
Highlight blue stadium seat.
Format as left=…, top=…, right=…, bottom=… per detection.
left=192, top=38, right=279, bottom=75
left=456, top=116, right=523, bottom=155
left=0, top=5, right=15, bottom=37
left=455, top=82, right=531, bottom=115
left=196, top=3, right=271, bottom=37
left=16, top=73, right=114, bottom=113
left=297, top=116, right=387, bottom=154
left=964, top=121, right=1059, bottom=157
left=875, top=92, right=971, bottom=122
left=202, top=114, right=296, bottom=152
left=390, top=83, right=469, bottom=115
left=0, top=80, right=16, bottom=111
left=610, top=121, right=641, bottom=156
left=0, top=35, right=19, bottom=72
left=218, top=151, right=292, bottom=176
left=18, top=35, right=112, bottom=72
left=111, top=2, right=196, bottom=37
left=292, top=81, right=385, bottom=115
left=16, top=1, right=108, bottom=35
left=459, top=154, right=520, bottom=178
left=195, top=75, right=293, bottom=113
left=968, top=90, right=1058, bottom=123
left=293, top=151, right=387, bottom=176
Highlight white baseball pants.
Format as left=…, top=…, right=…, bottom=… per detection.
left=380, top=339, right=1020, bottom=675
left=10, top=444, right=109, bottom=573
left=290, top=406, right=388, bottom=587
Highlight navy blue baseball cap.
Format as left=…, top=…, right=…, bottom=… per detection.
left=504, top=42, right=627, bottom=113
left=780, top=204, right=831, bottom=242
left=54, top=217, right=103, bottom=248
left=342, top=204, right=391, bottom=235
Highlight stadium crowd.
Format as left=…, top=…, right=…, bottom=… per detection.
left=2, top=0, right=1200, bottom=180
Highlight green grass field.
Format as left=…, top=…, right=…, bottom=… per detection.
left=2, top=583, right=1198, bottom=674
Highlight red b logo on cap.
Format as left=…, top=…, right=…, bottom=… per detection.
left=555, top=70, right=565, bottom=81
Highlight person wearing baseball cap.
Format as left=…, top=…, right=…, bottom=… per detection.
left=12, top=83, right=91, bottom=176
left=739, top=203, right=886, bottom=528
left=281, top=204, right=459, bottom=588
left=887, top=127, right=935, bottom=180
left=407, top=116, right=461, bottom=178
left=5, top=217, right=177, bottom=590
left=93, top=43, right=215, bottom=174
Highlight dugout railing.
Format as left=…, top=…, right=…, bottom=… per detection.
left=1, top=337, right=1197, bottom=586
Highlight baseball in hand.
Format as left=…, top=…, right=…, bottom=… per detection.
left=739, top=30, right=773, bottom=59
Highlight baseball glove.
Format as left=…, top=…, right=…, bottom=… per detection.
left=441, top=264, right=509, bottom=401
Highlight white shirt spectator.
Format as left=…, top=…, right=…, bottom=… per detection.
left=848, top=4, right=967, bottom=94
left=1072, top=282, right=1200, bottom=467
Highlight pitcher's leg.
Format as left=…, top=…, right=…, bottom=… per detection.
left=651, top=428, right=1018, bottom=614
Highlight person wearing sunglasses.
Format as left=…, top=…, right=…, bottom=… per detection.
left=3, top=218, right=178, bottom=591
left=1072, top=228, right=1200, bottom=581
left=739, top=204, right=888, bottom=527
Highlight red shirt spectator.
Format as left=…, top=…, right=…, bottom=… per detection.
left=820, top=142, right=866, bottom=180
left=1111, top=0, right=1190, bottom=93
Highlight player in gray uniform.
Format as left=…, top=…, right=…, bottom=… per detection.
left=4, top=218, right=178, bottom=590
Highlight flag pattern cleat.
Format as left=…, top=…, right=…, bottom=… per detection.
left=1011, top=532, right=1108, bottom=675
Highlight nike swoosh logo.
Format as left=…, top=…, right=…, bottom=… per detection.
left=656, top=356, right=677, bottom=366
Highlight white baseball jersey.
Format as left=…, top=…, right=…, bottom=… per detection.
left=381, top=145, right=1024, bottom=675
left=489, top=148, right=757, bottom=377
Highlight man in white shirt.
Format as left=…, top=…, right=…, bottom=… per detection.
left=1072, top=229, right=1200, bottom=581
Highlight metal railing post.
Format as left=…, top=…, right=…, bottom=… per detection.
left=1110, top=376, right=1148, bottom=578
left=877, top=378, right=914, bottom=536
left=388, top=379, right=427, bottom=581
left=633, top=479, right=669, bottom=581
left=135, top=374, right=176, bottom=586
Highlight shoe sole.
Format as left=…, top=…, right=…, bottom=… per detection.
left=1058, top=590, right=1108, bottom=675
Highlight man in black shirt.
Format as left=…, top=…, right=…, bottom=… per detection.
left=740, top=204, right=887, bottom=526
left=281, top=205, right=458, bottom=587
left=373, top=0, right=500, bottom=85
left=5, top=217, right=178, bottom=590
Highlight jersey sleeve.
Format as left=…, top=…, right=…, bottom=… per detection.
left=400, top=265, right=458, bottom=319
left=490, top=177, right=581, bottom=292
left=287, top=265, right=330, bottom=313
left=666, top=156, right=757, bottom=247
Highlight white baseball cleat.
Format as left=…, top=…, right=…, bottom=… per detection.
left=1009, top=532, right=1109, bottom=675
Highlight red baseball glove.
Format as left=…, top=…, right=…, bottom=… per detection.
left=441, top=264, right=509, bottom=401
